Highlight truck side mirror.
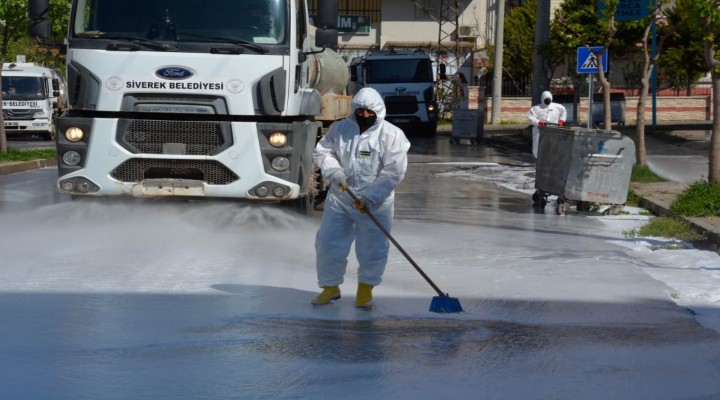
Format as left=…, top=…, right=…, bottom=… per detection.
left=315, top=28, right=338, bottom=51
left=28, top=0, right=50, bottom=39
left=439, top=64, right=447, bottom=81
left=349, top=65, right=358, bottom=82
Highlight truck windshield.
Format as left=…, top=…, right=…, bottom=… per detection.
left=73, top=0, right=288, bottom=46
left=2, top=77, right=45, bottom=100
left=365, top=59, right=434, bottom=84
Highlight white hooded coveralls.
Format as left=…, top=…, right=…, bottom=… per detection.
left=527, top=91, right=567, bottom=158
left=313, top=88, right=411, bottom=287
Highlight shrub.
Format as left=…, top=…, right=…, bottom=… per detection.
left=669, top=180, right=720, bottom=217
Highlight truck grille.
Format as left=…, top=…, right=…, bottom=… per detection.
left=3, top=109, right=37, bottom=120
left=121, top=120, right=225, bottom=155
left=111, top=159, right=239, bottom=185
left=384, top=96, right=419, bottom=114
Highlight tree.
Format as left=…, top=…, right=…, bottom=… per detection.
left=503, top=0, right=536, bottom=89
left=0, top=0, right=70, bottom=154
left=552, top=0, right=623, bottom=130
left=0, top=0, right=31, bottom=155
left=634, top=0, right=675, bottom=167
left=659, top=0, right=708, bottom=96
left=691, top=0, right=720, bottom=183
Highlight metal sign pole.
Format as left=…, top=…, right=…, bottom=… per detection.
left=587, top=74, right=593, bottom=129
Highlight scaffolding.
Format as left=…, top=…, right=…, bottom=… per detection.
left=411, top=0, right=467, bottom=119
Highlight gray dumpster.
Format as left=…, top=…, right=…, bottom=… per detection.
left=534, top=126, right=636, bottom=215
left=450, top=109, right=484, bottom=145
left=553, top=94, right=576, bottom=124
left=591, top=93, right=626, bottom=126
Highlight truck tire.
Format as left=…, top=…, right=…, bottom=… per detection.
left=286, top=163, right=323, bottom=217
left=41, top=130, right=56, bottom=141
left=422, top=124, right=438, bottom=137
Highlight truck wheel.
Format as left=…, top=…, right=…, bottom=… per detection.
left=287, top=163, right=323, bottom=217
left=287, top=195, right=319, bottom=217
left=422, top=124, right=438, bottom=137
left=42, top=130, right=56, bottom=141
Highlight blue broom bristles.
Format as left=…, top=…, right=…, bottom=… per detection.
left=429, top=294, right=463, bottom=313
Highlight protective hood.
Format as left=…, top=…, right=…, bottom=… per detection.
left=351, top=87, right=386, bottom=122
left=541, top=91, right=553, bottom=104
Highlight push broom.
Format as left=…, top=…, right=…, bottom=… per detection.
left=343, top=187, right=463, bottom=313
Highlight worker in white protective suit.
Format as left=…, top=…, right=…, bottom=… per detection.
left=312, top=87, right=411, bottom=309
left=527, top=90, right=567, bottom=158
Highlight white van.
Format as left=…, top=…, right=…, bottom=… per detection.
left=2, top=60, right=65, bottom=140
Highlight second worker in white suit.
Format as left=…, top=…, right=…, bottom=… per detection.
left=312, top=87, right=411, bottom=309
left=527, top=90, right=567, bottom=158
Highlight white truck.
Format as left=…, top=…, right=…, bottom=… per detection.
left=2, top=59, right=65, bottom=141
left=27, top=0, right=349, bottom=214
left=348, top=50, right=438, bottom=137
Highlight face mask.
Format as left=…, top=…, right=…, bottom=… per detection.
left=356, top=114, right=377, bottom=128
left=544, top=98, right=551, bottom=105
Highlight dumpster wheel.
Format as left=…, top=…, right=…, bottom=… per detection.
left=602, top=204, right=624, bottom=216
left=556, top=200, right=568, bottom=215
left=532, top=190, right=548, bottom=208
left=577, top=201, right=593, bottom=212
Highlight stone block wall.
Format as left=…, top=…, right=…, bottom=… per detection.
left=482, top=96, right=711, bottom=124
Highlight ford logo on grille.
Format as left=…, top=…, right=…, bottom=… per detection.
left=155, top=66, right=195, bottom=80
left=395, top=87, right=407, bottom=92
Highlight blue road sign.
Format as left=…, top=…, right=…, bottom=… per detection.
left=598, top=0, right=651, bottom=21
left=577, top=46, right=608, bottom=74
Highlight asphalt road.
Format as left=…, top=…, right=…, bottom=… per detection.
left=1, top=132, right=719, bottom=399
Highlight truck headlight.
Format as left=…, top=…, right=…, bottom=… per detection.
left=65, top=127, right=85, bottom=142
left=33, top=111, right=45, bottom=119
left=62, top=151, right=82, bottom=166
left=268, top=132, right=287, bottom=147
left=271, top=156, right=290, bottom=171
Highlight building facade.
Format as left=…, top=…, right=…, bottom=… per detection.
left=309, top=0, right=489, bottom=59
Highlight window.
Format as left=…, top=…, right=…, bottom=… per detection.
left=307, top=0, right=381, bottom=24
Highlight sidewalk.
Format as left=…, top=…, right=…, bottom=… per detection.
left=626, top=129, right=720, bottom=252
left=0, top=158, right=56, bottom=175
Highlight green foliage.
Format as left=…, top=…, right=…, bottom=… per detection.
left=623, top=217, right=705, bottom=243
left=0, top=148, right=56, bottom=162
left=0, top=0, right=31, bottom=64
left=503, top=0, right=536, bottom=79
left=658, top=0, right=710, bottom=95
left=669, top=180, right=720, bottom=217
left=631, top=164, right=666, bottom=183
left=626, top=189, right=641, bottom=206
left=6, top=0, right=71, bottom=72
left=621, top=59, right=644, bottom=94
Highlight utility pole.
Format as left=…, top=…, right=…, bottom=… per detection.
left=490, top=0, right=504, bottom=124
left=531, top=0, right=551, bottom=105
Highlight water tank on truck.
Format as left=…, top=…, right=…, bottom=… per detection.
left=307, top=26, right=351, bottom=125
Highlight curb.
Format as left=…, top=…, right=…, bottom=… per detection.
left=632, top=182, right=720, bottom=253
left=0, top=159, right=57, bottom=176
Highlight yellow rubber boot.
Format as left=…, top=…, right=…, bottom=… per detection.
left=355, top=283, right=374, bottom=309
left=311, top=286, right=341, bottom=305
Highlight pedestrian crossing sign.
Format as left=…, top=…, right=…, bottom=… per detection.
left=577, top=46, right=608, bottom=74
